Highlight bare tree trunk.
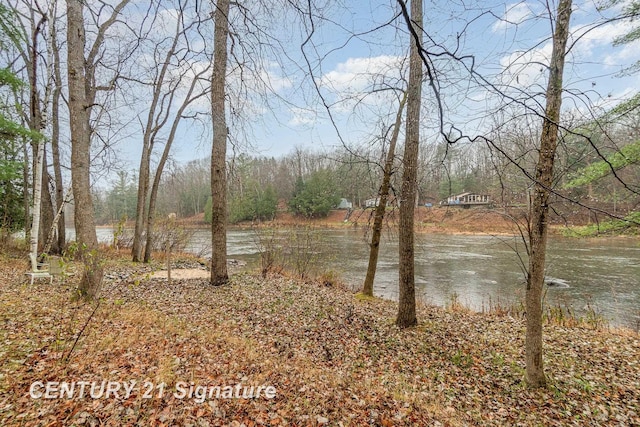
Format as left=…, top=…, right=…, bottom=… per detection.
left=28, top=10, right=46, bottom=258
left=67, top=0, right=102, bottom=299
left=131, top=134, right=150, bottom=262
left=526, top=0, right=572, bottom=388
left=43, top=186, right=72, bottom=255
left=362, top=91, right=407, bottom=296
left=210, top=0, right=230, bottom=286
left=22, top=142, right=31, bottom=243
left=67, top=0, right=129, bottom=297
left=51, top=25, right=66, bottom=253
left=39, top=160, right=57, bottom=253
left=396, top=0, right=423, bottom=328
left=29, top=140, right=44, bottom=260
left=144, top=177, right=161, bottom=263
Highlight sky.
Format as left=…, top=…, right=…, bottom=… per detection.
left=104, top=0, right=640, bottom=179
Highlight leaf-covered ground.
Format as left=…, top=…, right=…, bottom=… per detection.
left=1, top=252, right=638, bottom=426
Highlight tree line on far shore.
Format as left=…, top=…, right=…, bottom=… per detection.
left=94, top=125, right=640, bottom=226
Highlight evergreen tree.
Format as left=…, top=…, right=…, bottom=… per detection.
left=0, top=4, right=39, bottom=231
left=288, top=169, right=340, bottom=218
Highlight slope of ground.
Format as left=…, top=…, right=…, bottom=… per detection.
left=1, top=252, right=638, bottom=426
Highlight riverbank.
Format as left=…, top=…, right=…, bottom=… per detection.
left=104, top=206, right=638, bottom=237
left=179, top=207, right=534, bottom=236
left=1, top=251, right=638, bottom=426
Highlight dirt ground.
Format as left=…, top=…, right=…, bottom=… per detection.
left=149, top=269, right=210, bottom=279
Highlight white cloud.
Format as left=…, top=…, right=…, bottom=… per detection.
left=569, top=19, right=640, bottom=73
left=572, top=20, right=634, bottom=56
left=258, top=67, right=293, bottom=93
left=499, top=42, right=553, bottom=88
left=496, top=17, right=637, bottom=89
left=318, top=55, right=406, bottom=113
left=492, top=2, right=533, bottom=32
left=288, top=107, right=317, bottom=126
left=603, top=39, right=640, bottom=68
left=228, top=62, right=293, bottom=96
left=319, top=55, right=405, bottom=92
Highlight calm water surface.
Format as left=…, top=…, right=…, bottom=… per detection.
left=96, top=227, right=640, bottom=328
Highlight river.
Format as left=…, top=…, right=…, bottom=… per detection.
left=95, top=227, right=640, bottom=329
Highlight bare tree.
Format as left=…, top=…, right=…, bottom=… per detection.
left=362, top=91, right=406, bottom=296
left=210, top=0, right=230, bottom=286
left=67, top=0, right=130, bottom=299
left=395, top=0, right=422, bottom=328
left=130, top=15, right=176, bottom=261
left=28, top=134, right=44, bottom=261
left=49, top=4, right=65, bottom=252
left=525, top=0, right=573, bottom=388
left=25, top=4, right=48, bottom=251
left=143, top=66, right=211, bottom=263
left=132, top=1, right=210, bottom=262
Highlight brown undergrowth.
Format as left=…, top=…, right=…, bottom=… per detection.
left=0, top=253, right=638, bottom=426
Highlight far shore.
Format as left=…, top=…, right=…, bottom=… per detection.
left=96, top=206, right=633, bottom=237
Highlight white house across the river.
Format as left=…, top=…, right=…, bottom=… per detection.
left=441, top=192, right=491, bottom=207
